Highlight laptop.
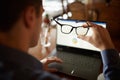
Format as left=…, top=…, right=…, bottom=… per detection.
left=49, top=19, right=106, bottom=80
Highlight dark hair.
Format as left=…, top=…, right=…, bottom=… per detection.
left=0, top=0, right=42, bottom=32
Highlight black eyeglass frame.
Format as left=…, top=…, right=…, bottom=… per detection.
left=53, top=18, right=90, bottom=36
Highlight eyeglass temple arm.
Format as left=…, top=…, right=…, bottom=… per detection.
left=52, top=18, right=62, bottom=26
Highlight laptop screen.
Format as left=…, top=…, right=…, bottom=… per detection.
left=56, top=19, right=106, bottom=51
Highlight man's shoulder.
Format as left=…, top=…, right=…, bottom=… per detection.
left=0, top=61, right=41, bottom=80
left=0, top=61, right=14, bottom=80
left=0, top=61, right=64, bottom=80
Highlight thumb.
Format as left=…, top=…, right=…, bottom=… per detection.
left=77, top=35, right=86, bottom=40
left=77, top=35, right=90, bottom=42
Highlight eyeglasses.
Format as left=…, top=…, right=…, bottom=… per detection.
left=53, top=18, right=89, bottom=36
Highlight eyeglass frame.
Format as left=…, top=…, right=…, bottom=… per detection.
left=53, top=18, right=90, bottom=36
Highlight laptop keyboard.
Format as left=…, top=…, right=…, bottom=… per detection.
left=49, top=51, right=101, bottom=80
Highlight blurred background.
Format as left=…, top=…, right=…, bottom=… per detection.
left=42, top=0, right=120, bottom=52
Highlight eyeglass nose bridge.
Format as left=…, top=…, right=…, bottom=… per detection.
left=69, top=27, right=74, bottom=33
left=68, top=26, right=79, bottom=35
left=68, top=27, right=79, bottom=35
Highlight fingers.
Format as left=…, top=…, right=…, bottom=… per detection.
left=41, top=57, right=63, bottom=72
left=77, top=35, right=90, bottom=42
left=77, top=35, right=86, bottom=40
left=78, top=22, right=96, bottom=41
left=82, top=21, right=94, bottom=28
left=45, top=56, right=63, bottom=64
left=83, top=21, right=103, bottom=29
left=83, top=21, right=105, bottom=36
left=87, top=21, right=104, bottom=29
left=86, top=21, right=96, bottom=28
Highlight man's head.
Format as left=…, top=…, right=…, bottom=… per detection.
left=0, top=0, right=43, bottom=51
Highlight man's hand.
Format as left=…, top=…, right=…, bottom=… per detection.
left=77, top=21, right=115, bottom=51
left=41, top=56, right=62, bottom=72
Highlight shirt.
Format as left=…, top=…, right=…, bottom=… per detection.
left=0, top=45, right=66, bottom=80
left=101, top=49, right=120, bottom=80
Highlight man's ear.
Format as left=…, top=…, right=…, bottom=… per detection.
left=23, top=6, right=36, bottom=29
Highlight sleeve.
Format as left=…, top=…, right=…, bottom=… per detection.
left=101, top=49, right=120, bottom=80
left=35, top=71, right=67, bottom=80
left=0, top=61, right=67, bottom=80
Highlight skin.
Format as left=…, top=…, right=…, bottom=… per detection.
left=78, top=21, right=115, bottom=51
left=0, top=6, right=42, bottom=52
left=41, top=56, right=62, bottom=72
left=0, top=6, right=62, bottom=72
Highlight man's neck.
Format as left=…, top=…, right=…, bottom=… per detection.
left=0, top=31, right=29, bottom=53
